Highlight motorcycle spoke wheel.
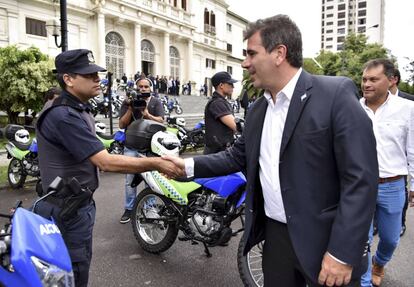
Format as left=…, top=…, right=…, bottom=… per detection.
left=237, top=238, right=264, bottom=287
left=7, top=158, right=26, bottom=189
left=132, top=188, right=178, bottom=253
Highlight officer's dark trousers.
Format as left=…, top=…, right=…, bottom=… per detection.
left=35, top=201, right=96, bottom=287
left=263, top=218, right=360, bottom=287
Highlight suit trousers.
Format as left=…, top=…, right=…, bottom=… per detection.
left=263, top=217, right=360, bottom=287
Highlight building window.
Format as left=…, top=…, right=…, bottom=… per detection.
left=169, top=46, right=180, bottom=79
left=338, top=12, right=346, bottom=19
left=337, top=28, right=345, bottom=34
left=338, top=4, right=346, bottom=10
left=227, top=66, right=233, bottom=75
left=358, top=26, right=366, bottom=33
left=26, top=18, right=46, bottom=37
left=358, top=18, right=366, bottom=25
left=141, top=39, right=155, bottom=62
left=204, top=9, right=216, bottom=35
left=226, top=23, right=232, bottom=32
left=359, top=1, right=367, bottom=8
left=105, top=32, right=125, bottom=80
left=327, top=6, right=333, bottom=10
left=326, top=37, right=333, bottom=41
left=326, top=45, right=333, bottom=49
left=182, top=0, right=187, bottom=11
left=327, top=21, right=333, bottom=26
left=337, top=36, right=345, bottom=43
left=206, top=58, right=216, bottom=69
left=327, top=29, right=333, bottom=33
left=358, top=10, right=366, bottom=17
left=226, top=43, right=232, bottom=52
left=338, top=20, right=345, bottom=26
left=327, top=13, right=333, bottom=18
left=322, top=28, right=324, bottom=34
left=337, top=44, right=344, bottom=51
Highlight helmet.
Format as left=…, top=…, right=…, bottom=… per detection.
left=95, top=121, right=106, bottom=134
left=15, top=129, right=30, bottom=144
left=176, top=117, right=186, bottom=127
left=151, top=131, right=180, bottom=156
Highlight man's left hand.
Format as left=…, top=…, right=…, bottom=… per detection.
left=409, top=191, right=414, bottom=207
left=318, top=252, right=353, bottom=286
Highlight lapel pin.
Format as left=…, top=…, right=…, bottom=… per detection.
left=301, top=94, right=307, bottom=102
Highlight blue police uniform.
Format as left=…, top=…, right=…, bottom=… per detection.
left=34, top=49, right=106, bottom=287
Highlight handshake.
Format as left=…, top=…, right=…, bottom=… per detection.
left=153, top=155, right=186, bottom=179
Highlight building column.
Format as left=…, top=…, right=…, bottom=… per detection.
left=7, top=11, right=19, bottom=45
left=187, top=39, right=193, bottom=82
left=163, top=32, right=170, bottom=76
left=96, top=12, right=106, bottom=68
left=134, top=23, right=142, bottom=75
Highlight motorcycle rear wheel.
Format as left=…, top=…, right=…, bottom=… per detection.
left=7, top=158, right=26, bottom=189
left=131, top=188, right=178, bottom=254
left=237, top=238, right=264, bottom=287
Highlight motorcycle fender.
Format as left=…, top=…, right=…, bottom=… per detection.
left=5, top=143, right=29, bottom=160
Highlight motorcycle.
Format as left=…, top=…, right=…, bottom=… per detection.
left=95, top=121, right=125, bottom=155
left=161, top=96, right=183, bottom=115
left=89, top=96, right=119, bottom=118
left=166, top=117, right=205, bottom=154
left=0, top=177, right=74, bottom=287
left=3, top=125, right=40, bottom=189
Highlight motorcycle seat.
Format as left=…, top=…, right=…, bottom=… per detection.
left=11, top=140, right=31, bottom=151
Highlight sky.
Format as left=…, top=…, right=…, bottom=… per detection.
left=226, top=0, right=414, bottom=81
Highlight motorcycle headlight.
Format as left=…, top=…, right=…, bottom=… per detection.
left=31, top=256, right=75, bottom=287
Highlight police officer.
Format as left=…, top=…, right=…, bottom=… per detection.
left=35, top=49, right=182, bottom=287
left=204, top=71, right=237, bottom=154
left=118, top=77, right=164, bottom=223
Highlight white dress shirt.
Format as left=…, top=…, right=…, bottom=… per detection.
left=360, top=94, right=414, bottom=188
left=259, top=68, right=302, bottom=223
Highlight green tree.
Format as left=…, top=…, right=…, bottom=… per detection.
left=0, top=46, right=56, bottom=124
left=239, top=70, right=264, bottom=100
left=315, top=33, right=389, bottom=92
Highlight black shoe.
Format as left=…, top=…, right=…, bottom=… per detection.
left=120, top=210, right=131, bottom=224
left=400, top=225, right=406, bottom=237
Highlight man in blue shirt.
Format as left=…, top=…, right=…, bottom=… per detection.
left=35, top=49, right=183, bottom=287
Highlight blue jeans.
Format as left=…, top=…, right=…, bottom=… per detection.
left=361, top=178, right=405, bottom=287
left=124, top=146, right=140, bottom=210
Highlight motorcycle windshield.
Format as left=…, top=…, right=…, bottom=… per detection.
left=11, top=208, right=72, bottom=274
left=194, top=172, right=246, bottom=197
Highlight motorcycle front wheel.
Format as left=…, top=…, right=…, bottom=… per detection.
left=7, top=158, right=26, bottom=189
left=237, top=238, right=264, bottom=287
left=131, top=188, right=178, bottom=254
left=175, top=106, right=183, bottom=114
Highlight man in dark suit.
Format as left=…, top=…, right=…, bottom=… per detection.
left=165, top=15, right=378, bottom=286
left=389, top=68, right=414, bottom=238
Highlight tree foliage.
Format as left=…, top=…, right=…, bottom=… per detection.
left=313, top=33, right=389, bottom=93
left=239, top=70, right=264, bottom=100
left=0, top=46, right=56, bottom=124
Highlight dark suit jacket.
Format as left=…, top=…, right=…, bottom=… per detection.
left=398, top=90, right=414, bottom=101
left=193, top=70, right=378, bottom=284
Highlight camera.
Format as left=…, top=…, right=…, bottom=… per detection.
left=127, top=90, right=151, bottom=109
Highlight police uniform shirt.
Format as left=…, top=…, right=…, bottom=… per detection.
left=204, top=91, right=234, bottom=147
left=37, top=90, right=105, bottom=192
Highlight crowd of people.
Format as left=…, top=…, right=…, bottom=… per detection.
left=27, top=12, right=414, bottom=287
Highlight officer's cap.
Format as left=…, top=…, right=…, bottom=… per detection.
left=54, top=49, right=106, bottom=74
left=211, top=71, right=237, bottom=88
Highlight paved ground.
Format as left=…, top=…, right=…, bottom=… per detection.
left=1, top=173, right=413, bottom=287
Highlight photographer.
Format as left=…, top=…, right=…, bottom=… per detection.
left=118, top=77, right=165, bottom=223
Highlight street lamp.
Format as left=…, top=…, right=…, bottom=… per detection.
left=45, top=0, right=68, bottom=52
